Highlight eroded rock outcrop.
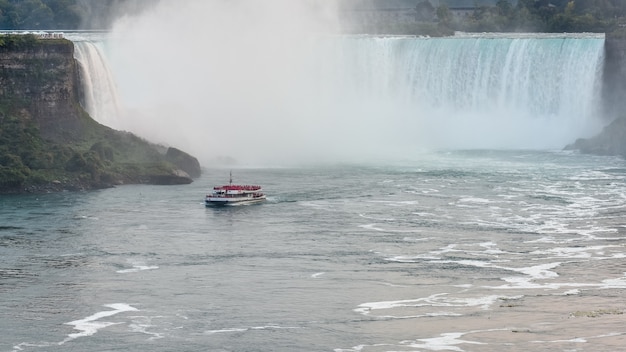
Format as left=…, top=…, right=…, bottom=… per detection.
left=565, top=117, right=626, bottom=157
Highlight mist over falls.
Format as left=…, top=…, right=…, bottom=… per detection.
left=71, top=16, right=606, bottom=165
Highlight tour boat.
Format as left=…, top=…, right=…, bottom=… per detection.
left=205, top=172, right=266, bottom=206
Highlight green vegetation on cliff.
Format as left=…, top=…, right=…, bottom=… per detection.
left=0, top=0, right=149, bottom=30
left=434, top=0, right=626, bottom=33
left=0, top=35, right=200, bottom=193
left=1, top=0, right=625, bottom=35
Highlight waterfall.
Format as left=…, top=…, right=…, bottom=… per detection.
left=70, top=35, right=122, bottom=130
left=325, top=34, right=604, bottom=117
left=68, top=32, right=606, bottom=163
left=301, top=33, right=606, bottom=151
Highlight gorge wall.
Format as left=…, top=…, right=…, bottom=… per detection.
left=0, top=37, right=83, bottom=141
left=0, top=35, right=200, bottom=193
left=567, top=35, right=626, bottom=157
left=603, top=36, right=626, bottom=119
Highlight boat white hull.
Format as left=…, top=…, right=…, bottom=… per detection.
left=205, top=195, right=267, bottom=206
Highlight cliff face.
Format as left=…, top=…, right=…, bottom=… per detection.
left=603, top=36, right=626, bottom=119
left=566, top=35, right=626, bottom=158
left=0, top=35, right=200, bottom=193
left=566, top=117, right=626, bottom=157
left=0, top=37, right=86, bottom=142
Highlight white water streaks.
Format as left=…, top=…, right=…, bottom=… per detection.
left=355, top=293, right=504, bottom=318
left=116, top=259, right=159, bottom=274
left=60, top=303, right=139, bottom=344
left=128, top=315, right=166, bottom=340
left=204, top=325, right=303, bottom=335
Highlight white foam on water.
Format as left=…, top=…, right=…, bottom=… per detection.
left=385, top=243, right=461, bottom=262
left=402, top=236, right=430, bottom=242
left=11, top=342, right=54, bottom=352
left=532, top=337, right=587, bottom=343
left=533, top=332, right=626, bottom=345
left=366, top=199, right=420, bottom=206
left=311, top=272, right=325, bottom=278
left=562, top=289, right=580, bottom=295
left=531, top=245, right=621, bottom=259
left=336, top=328, right=513, bottom=352
left=600, top=273, right=626, bottom=289
left=413, top=211, right=438, bottom=217
left=128, top=315, right=165, bottom=340
left=405, top=332, right=486, bottom=351
left=513, top=262, right=561, bottom=279
left=355, top=293, right=448, bottom=315
left=479, top=242, right=507, bottom=255
left=437, top=260, right=561, bottom=281
left=492, top=272, right=626, bottom=291
left=204, top=328, right=248, bottom=334
left=204, top=325, right=302, bottom=335
left=458, top=197, right=492, bottom=204
left=569, top=169, right=625, bottom=181
left=117, top=259, right=159, bottom=273
left=355, top=293, right=505, bottom=317
left=60, top=303, right=139, bottom=344
left=358, top=213, right=395, bottom=221
left=117, top=264, right=159, bottom=274
left=358, top=223, right=421, bottom=233
left=374, top=311, right=463, bottom=320
left=385, top=254, right=441, bottom=262
left=359, top=223, right=384, bottom=231
left=334, top=344, right=372, bottom=352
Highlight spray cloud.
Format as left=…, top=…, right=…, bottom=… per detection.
left=100, top=1, right=605, bottom=166
left=106, top=0, right=355, bottom=166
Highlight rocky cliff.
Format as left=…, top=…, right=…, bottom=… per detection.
left=0, top=35, right=201, bottom=193
left=602, top=35, right=626, bottom=119
left=566, top=117, right=626, bottom=157
left=566, top=34, right=626, bottom=158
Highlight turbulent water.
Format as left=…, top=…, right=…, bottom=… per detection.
left=2, top=151, right=626, bottom=351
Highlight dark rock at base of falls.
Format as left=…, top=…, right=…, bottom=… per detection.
left=565, top=117, right=626, bottom=158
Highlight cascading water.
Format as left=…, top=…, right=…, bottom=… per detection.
left=68, top=34, right=123, bottom=130
left=302, top=33, right=605, bottom=152
left=68, top=32, right=606, bottom=163
left=320, top=34, right=604, bottom=113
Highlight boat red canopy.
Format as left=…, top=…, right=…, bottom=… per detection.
left=214, top=185, right=261, bottom=191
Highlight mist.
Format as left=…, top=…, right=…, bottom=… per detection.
left=101, top=0, right=605, bottom=167
left=106, top=0, right=356, bottom=166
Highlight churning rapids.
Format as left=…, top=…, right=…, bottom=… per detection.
left=1, top=32, right=625, bottom=351
left=1, top=152, right=626, bottom=351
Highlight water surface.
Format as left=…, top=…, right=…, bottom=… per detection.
left=1, top=150, right=625, bottom=351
